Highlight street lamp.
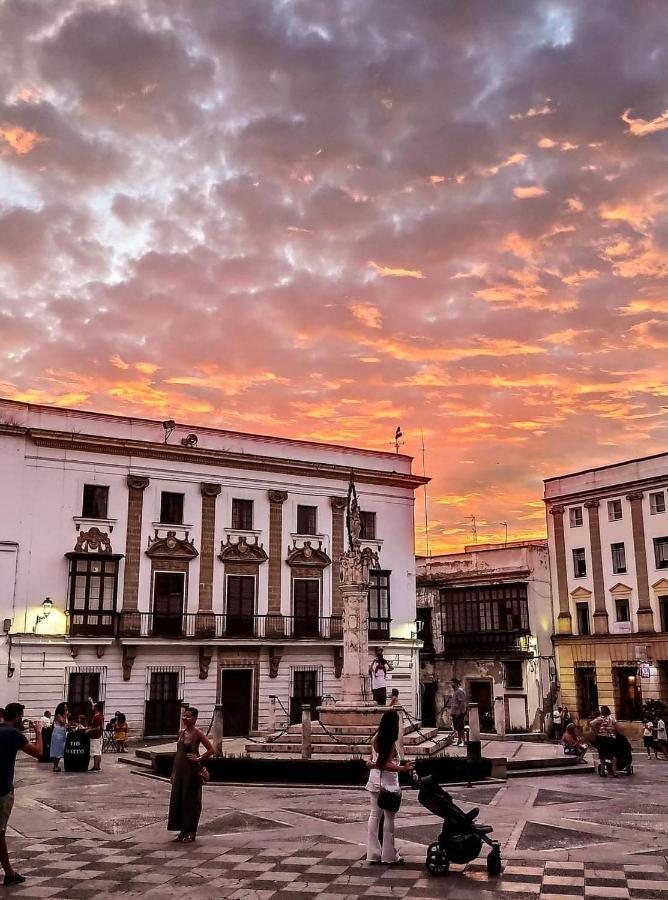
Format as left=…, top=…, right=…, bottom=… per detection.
left=33, top=597, right=53, bottom=633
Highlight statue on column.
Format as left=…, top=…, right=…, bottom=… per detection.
left=341, top=473, right=377, bottom=586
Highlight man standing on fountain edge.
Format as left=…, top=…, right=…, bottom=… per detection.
left=370, top=648, right=393, bottom=705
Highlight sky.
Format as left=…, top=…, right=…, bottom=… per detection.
left=1, top=0, right=668, bottom=555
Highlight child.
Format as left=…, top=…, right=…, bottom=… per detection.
left=388, top=689, right=400, bottom=707
left=563, top=723, right=587, bottom=758
left=643, top=720, right=657, bottom=759
left=114, top=712, right=128, bottom=751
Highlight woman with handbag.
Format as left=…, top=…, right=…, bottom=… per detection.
left=366, top=709, right=413, bottom=865
left=167, top=707, right=215, bottom=843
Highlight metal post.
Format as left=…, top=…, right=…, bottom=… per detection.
left=466, top=702, right=481, bottom=762
left=301, top=705, right=312, bottom=760
left=494, top=696, right=506, bottom=738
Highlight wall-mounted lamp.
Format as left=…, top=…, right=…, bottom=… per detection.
left=180, top=433, right=198, bottom=448
left=33, top=597, right=53, bottom=633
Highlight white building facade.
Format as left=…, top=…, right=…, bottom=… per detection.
left=545, top=453, right=668, bottom=735
left=416, top=541, right=555, bottom=734
left=0, top=400, right=425, bottom=738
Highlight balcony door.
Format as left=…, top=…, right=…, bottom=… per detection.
left=293, top=579, right=320, bottom=637
left=226, top=575, right=255, bottom=636
left=152, top=572, right=185, bottom=637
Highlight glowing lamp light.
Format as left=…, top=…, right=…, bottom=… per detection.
left=33, top=597, right=54, bottom=633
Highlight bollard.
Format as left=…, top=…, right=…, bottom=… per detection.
left=466, top=702, right=481, bottom=762
left=301, top=705, right=312, bottom=760
left=212, top=704, right=224, bottom=755
left=268, top=695, right=277, bottom=736
left=494, top=696, right=506, bottom=738
left=397, top=707, right=405, bottom=761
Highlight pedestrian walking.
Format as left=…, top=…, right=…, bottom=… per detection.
left=552, top=706, right=563, bottom=741
left=369, top=648, right=393, bottom=705
left=657, top=715, right=668, bottom=758
left=365, top=709, right=413, bottom=865
left=50, top=702, right=68, bottom=773
left=448, top=678, right=467, bottom=747
left=0, top=703, right=43, bottom=886
left=643, top=719, right=658, bottom=759
left=590, top=706, right=620, bottom=777
left=87, top=700, right=104, bottom=771
left=167, top=707, right=215, bottom=843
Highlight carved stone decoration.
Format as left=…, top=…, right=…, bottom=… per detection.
left=340, top=545, right=378, bottom=587
left=200, top=483, right=222, bottom=498
left=122, top=645, right=137, bottom=681
left=218, top=535, right=268, bottom=564
left=127, top=475, right=149, bottom=491
left=199, top=646, right=214, bottom=680
left=74, top=527, right=112, bottom=554
left=333, top=646, right=344, bottom=679
left=269, top=645, right=283, bottom=678
left=70, top=645, right=79, bottom=659
left=330, top=496, right=347, bottom=512
left=268, top=490, right=288, bottom=505
left=286, top=540, right=331, bottom=569
left=146, top=530, right=198, bottom=559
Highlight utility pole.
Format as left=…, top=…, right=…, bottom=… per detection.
left=420, top=431, right=430, bottom=561
left=465, top=515, right=478, bottom=544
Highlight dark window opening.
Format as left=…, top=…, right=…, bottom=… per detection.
left=611, top=542, right=626, bottom=574
left=226, top=575, right=255, bottom=636
left=290, top=667, right=322, bottom=724
left=68, top=556, right=118, bottom=636
left=67, top=671, right=101, bottom=720
left=296, top=505, right=317, bottom=535
left=152, top=572, right=185, bottom=636
left=615, top=597, right=630, bottom=622
left=144, top=670, right=181, bottom=738
left=614, top=666, right=643, bottom=720
left=576, top=601, right=591, bottom=636
left=369, top=570, right=391, bottom=639
left=231, top=498, right=253, bottom=530
left=416, top=607, right=434, bottom=652
left=160, top=491, right=184, bottom=525
left=504, top=660, right=524, bottom=690
left=654, top=537, right=668, bottom=569
left=293, top=579, right=320, bottom=637
left=573, top=548, right=587, bottom=578
left=659, top=596, right=668, bottom=632
left=360, top=511, right=376, bottom=540
left=82, top=484, right=109, bottom=519
left=576, top=667, right=598, bottom=719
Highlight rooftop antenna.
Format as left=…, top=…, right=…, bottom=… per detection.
left=465, top=515, right=478, bottom=544
left=501, top=521, right=508, bottom=545
left=162, top=420, right=176, bottom=443
left=393, top=425, right=404, bottom=454
left=420, top=430, right=431, bottom=562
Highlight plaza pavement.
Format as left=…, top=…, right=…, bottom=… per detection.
left=5, top=750, right=668, bottom=899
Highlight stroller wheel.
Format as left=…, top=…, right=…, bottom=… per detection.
left=426, top=842, right=449, bottom=876
left=487, top=846, right=502, bottom=877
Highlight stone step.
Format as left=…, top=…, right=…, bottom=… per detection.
left=508, top=763, right=595, bottom=778
left=506, top=755, right=580, bottom=771
left=246, top=740, right=444, bottom=757
left=271, top=731, right=437, bottom=746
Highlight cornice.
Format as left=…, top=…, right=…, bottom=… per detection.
left=27, top=428, right=429, bottom=491
left=545, top=475, right=668, bottom=507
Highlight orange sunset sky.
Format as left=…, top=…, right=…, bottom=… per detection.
left=1, top=1, right=668, bottom=554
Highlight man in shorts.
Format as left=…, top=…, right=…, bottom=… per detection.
left=0, top=703, right=43, bottom=886
left=449, top=678, right=468, bottom=747
left=87, top=700, right=105, bottom=771
left=369, top=648, right=393, bottom=705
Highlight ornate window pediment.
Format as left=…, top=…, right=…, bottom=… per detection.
left=218, top=535, right=268, bottom=564
left=651, top=578, right=668, bottom=592
left=286, top=540, right=331, bottom=569
left=72, top=527, right=113, bottom=555
left=146, top=530, right=198, bottom=560
left=609, top=582, right=633, bottom=596
left=570, top=586, right=592, bottom=600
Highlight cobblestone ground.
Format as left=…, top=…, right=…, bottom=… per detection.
left=6, top=752, right=668, bottom=899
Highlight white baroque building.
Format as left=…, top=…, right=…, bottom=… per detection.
left=0, top=400, right=425, bottom=738
left=545, top=453, right=668, bottom=734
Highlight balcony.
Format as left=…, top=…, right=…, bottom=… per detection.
left=440, top=629, right=532, bottom=655
left=115, top=612, right=344, bottom=640
left=67, top=611, right=116, bottom=638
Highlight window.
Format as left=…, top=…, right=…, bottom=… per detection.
left=82, top=484, right=109, bottom=519
left=226, top=575, right=255, bottom=636
left=576, top=601, right=591, bottom=636
left=67, top=671, right=101, bottom=718
left=292, top=579, right=320, bottom=637
left=160, top=491, right=184, bottom=525
left=660, top=596, right=668, bottom=632
left=611, top=542, right=627, bottom=574
left=573, top=548, right=587, bottom=578
left=231, top=498, right=253, bottom=530
left=650, top=491, right=666, bottom=515
left=653, top=537, right=668, bottom=569
left=152, top=572, right=185, bottom=636
left=608, top=499, right=623, bottom=522
left=615, top=597, right=630, bottom=623
left=68, top=557, right=118, bottom=636
left=368, top=570, right=391, bottom=639
left=296, top=505, right=317, bottom=535
left=360, top=511, right=377, bottom=540
left=504, top=660, right=524, bottom=690
left=569, top=507, right=583, bottom=528
left=439, top=584, right=530, bottom=636
left=416, top=607, right=434, bottom=651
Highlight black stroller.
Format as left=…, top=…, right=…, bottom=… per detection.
left=596, top=732, right=634, bottom=776
left=415, top=774, right=502, bottom=876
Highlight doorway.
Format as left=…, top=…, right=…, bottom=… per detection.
left=290, top=667, right=322, bottom=724
left=144, top=670, right=181, bottom=738
left=468, top=680, right=493, bottom=728
left=614, top=666, right=642, bottom=720
left=220, top=668, right=253, bottom=736
left=421, top=681, right=438, bottom=727
left=576, top=667, right=599, bottom=719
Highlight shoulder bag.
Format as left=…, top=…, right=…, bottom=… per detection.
left=377, top=788, right=401, bottom=813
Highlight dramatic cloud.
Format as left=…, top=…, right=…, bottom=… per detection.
left=1, top=0, right=668, bottom=553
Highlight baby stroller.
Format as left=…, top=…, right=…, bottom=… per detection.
left=414, top=774, right=502, bottom=876
left=596, top=732, right=634, bottom=776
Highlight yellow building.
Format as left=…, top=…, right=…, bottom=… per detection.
left=545, top=454, right=668, bottom=736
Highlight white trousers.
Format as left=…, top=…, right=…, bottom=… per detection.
left=366, top=793, right=399, bottom=863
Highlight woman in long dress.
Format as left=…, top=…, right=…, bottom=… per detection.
left=167, top=707, right=215, bottom=843
left=50, top=702, right=68, bottom=772
left=366, top=709, right=413, bottom=865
